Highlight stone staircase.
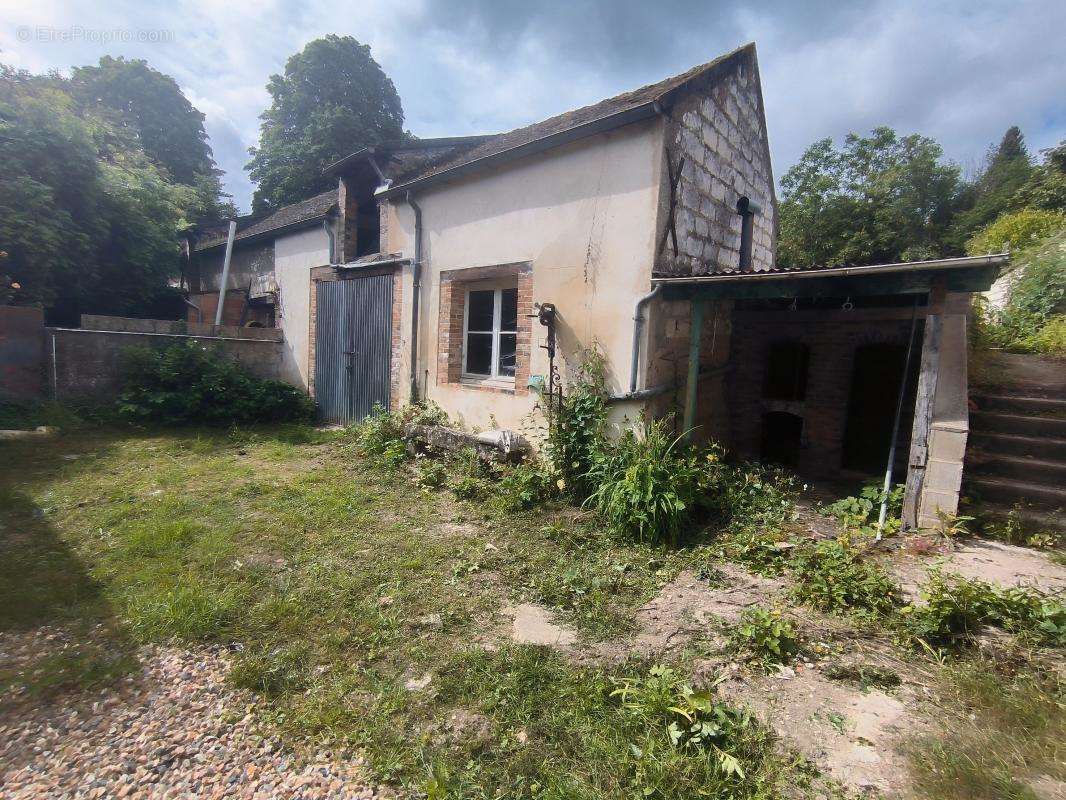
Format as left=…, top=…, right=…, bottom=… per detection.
left=966, top=354, right=1066, bottom=526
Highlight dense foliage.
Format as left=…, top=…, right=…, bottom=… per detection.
left=246, top=36, right=405, bottom=212
left=0, top=60, right=229, bottom=324
left=117, top=342, right=314, bottom=425
left=543, top=351, right=610, bottom=501
left=778, top=127, right=962, bottom=267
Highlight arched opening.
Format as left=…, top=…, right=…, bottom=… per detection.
left=761, top=411, right=803, bottom=467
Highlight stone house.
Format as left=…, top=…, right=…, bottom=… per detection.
left=188, top=42, right=1006, bottom=528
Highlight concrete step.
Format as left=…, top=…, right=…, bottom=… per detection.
left=970, top=411, right=1066, bottom=438
left=965, top=476, right=1066, bottom=511
left=967, top=452, right=1066, bottom=484
left=969, top=431, right=1066, bottom=461
left=971, top=393, right=1066, bottom=416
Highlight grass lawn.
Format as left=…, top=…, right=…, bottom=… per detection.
left=1, top=420, right=1062, bottom=799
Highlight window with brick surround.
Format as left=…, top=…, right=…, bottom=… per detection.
left=438, top=263, right=533, bottom=394
left=463, top=286, right=517, bottom=381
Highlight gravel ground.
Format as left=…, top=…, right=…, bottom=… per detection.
left=0, top=630, right=383, bottom=799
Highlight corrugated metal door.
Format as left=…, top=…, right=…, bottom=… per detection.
left=315, top=274, right=393, bottom=423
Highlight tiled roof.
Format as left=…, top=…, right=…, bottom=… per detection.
left=194, top=191, right=337, bottom=251
left=390, top=43, right=756, bottom=190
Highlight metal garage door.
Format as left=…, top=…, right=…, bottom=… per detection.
left=314, top=274, right=393, bottom=423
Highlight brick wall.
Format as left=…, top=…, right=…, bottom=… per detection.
left=656, top=49, right=776, bottom=276
left=0, top=305, right=44, bottom=400
left=436, top=263, right=533, bottom=395
left=727, top=307, right=917, bottom=477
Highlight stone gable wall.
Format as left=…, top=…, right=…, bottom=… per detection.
left=657, top=55, right=776, bottom=276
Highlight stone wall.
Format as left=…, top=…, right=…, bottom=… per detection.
left=0, top=305, right=45, bottom=401
left=656, top=50, right=776, bottom=276
left=47, top=325, right=290, bottom=401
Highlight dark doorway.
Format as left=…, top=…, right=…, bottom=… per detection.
left=842, top=342, right=919, bottom=473
left=761, top=411, right=803, bottom=467
left=763, top=341, right=809, bottom=401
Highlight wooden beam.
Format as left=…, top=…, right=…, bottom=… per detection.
left=682, top=299, right=705, bottom=440
left=902, top=312, right=943, bottom=529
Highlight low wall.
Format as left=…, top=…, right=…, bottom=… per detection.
left=0, top=306, right=45, bottom=400
left=47, top=325, right=293, bottom=401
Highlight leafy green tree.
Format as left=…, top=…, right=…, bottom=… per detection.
left=0, top=65, right=195, bottom=323
left=778, top=127, right=962, bottom=267
left=71, top=56, right=232, bottom=220
left=949, top=126, right=1033, bottom=247
left=1013, top=140, right=1066, bottom=212
left=246, top=35, right=405, bottom=212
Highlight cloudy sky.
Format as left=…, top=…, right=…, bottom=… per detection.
left=2, top=0, right=1063, bottom=213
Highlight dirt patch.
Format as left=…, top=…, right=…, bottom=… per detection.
left=720, top=667, right=923, bottom=797
left=630, top=565, right=786, bottom=652
left=890, top=539, right=1066, bottom=600
left=505, top=603, right=578, bottom=647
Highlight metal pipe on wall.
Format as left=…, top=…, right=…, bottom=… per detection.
left=406, top=192, right=424, bottom=404
left=214, top=220, right=238, bottom=326
left=629, top=283, right=663, bottom=393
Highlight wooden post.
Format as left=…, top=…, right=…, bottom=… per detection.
left=682, top=298, right=705, bottom=440
left=902, top=279, right=947, bottom=530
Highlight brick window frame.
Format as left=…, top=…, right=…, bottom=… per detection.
left=438, top=262, right=533, bottom=394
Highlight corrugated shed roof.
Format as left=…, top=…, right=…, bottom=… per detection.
left=194, top=190, right=337, bottom=251
left=390, top=43, right=756, bottom=191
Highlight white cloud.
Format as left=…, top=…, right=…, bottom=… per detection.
left=2, top=0, right=1063, bottom=211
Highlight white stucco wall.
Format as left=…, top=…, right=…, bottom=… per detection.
left=274, top=227, right=330, bottom=388
left=386, top=119, right=664, bottom=433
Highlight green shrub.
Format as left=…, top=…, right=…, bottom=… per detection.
left=496, top=459, right=555, bottom=511
left=544, top=350, right=609, bottom=501
left=822, top=482, right=904, bottom=536
left=354, top=406, right=408, bottom=468
left=448, top=447, right=494, bottom=501
left=789, top=539, right=901, bottom=616
left=610, top=665, right=750, bottom=778
left=415, top=458, right=447, bottom=489
left=586, top=420, right=703, bottom=544
left=716, top=528, right=794, bottom=576
left=117, top=341, right=313, bottom=426
left=965, top=208, right=1064, bottom=256
left=977, top=227, right=1066, bottom=353
left=729, top=607, right=799, bottom=668
left=904, top=573, right=1066, bottom=649
left=709, top=457, right=800, bottom=530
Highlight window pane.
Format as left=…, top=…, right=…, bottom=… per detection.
left=466, top=332, right=492, bottom=375
left=498, top=333, right=517, bottom=377
left=500, top=288, right=518, bottom=331
left=467, top=290, right=494, bottom=331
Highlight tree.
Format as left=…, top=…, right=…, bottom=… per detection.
left=71, top=56, right=232, bottom=221
left=246, top=35, right=405, bottom=212
left=777, top=127, right=962, bottom=267
left=0, top=64, right=195, bottom=324
left=1013, top=140, right=1066, bottom=212
left=948, top=126, right=1033, bottom=247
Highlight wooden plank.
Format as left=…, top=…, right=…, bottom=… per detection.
left=902, top=313, right=942, bottom=530
left=682, top=299, right=705, bottom=440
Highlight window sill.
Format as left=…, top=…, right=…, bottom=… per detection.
left=459, top=376, right=517, bottom=394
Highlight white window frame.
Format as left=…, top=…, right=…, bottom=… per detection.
left=461, top=284, right=518, bottom=383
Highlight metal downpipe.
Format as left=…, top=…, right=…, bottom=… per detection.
left=629, top=283, right=663, bottom=394
left=406, top=192, right=423, bottom=404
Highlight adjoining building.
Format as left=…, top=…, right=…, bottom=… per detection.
left=187, top=43, right=1006, bottom=528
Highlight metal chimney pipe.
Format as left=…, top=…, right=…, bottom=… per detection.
left=214, top=220, right=238, bottom=326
